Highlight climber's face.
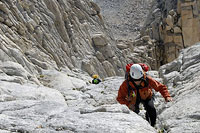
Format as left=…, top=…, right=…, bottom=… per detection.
left=134, top=80, right=142, bottom=85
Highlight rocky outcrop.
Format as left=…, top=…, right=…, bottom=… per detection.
left=0, top=0, right=129, bottom=79
left=95, top=0, right=200, bottom=70
left=157, top=43, right=200, bottom=132
left=178, top=0, right=200, bottom=47
left=140, top=0, right=200, bottom=69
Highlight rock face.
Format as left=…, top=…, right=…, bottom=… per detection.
left=0, top=0, right=129, bottom=79
left=0, top=1, right=160, bottom=131
left=140, top=0, right=200, bottom=69
left=157, top=43, right=200, bottom=132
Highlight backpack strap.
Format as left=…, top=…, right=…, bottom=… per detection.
left=126, top=74, right=136, bottom=97
left=131, top=80, right=141, bottom=114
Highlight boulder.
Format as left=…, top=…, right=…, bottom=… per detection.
left=166, top=15, right=174, bottom=28
left=116, top=43, right=128, bottom=50
left=165, top=25, right=172, bottom=31
left=169, top=9, right=176, bottom=16
left=92, top=33, right=108, bottom=46
left=0, top=1, right=10, bottom=14
left=0, top=61, right=31, bottom=80
left=173, top=26, right=182, bottom=33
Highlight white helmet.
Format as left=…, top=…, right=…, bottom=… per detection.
left=130, top=64, right=144, bottom=79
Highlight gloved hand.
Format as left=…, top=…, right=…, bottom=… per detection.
left=165, top=97, right=172, bottom=102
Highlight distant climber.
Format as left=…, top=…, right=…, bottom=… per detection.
left=92, top=74, right=101, bottom=84
left=90, top=1, right=103, bottom=21
left=116, top=64, right=172, bottom=127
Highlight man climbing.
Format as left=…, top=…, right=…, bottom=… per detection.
left=116, top=64, right=172, bottom=127
left=92, top=74, right=101, bottom=84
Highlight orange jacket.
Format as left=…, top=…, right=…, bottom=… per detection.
left=116, top=76, right=171, bottom=108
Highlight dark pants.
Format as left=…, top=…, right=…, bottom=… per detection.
left=135, top=98, right=157, bottom=127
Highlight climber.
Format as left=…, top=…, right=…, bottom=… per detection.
left=116, top=64, right=172, bottom=127
left=92, top=74, right=101, bottom=84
